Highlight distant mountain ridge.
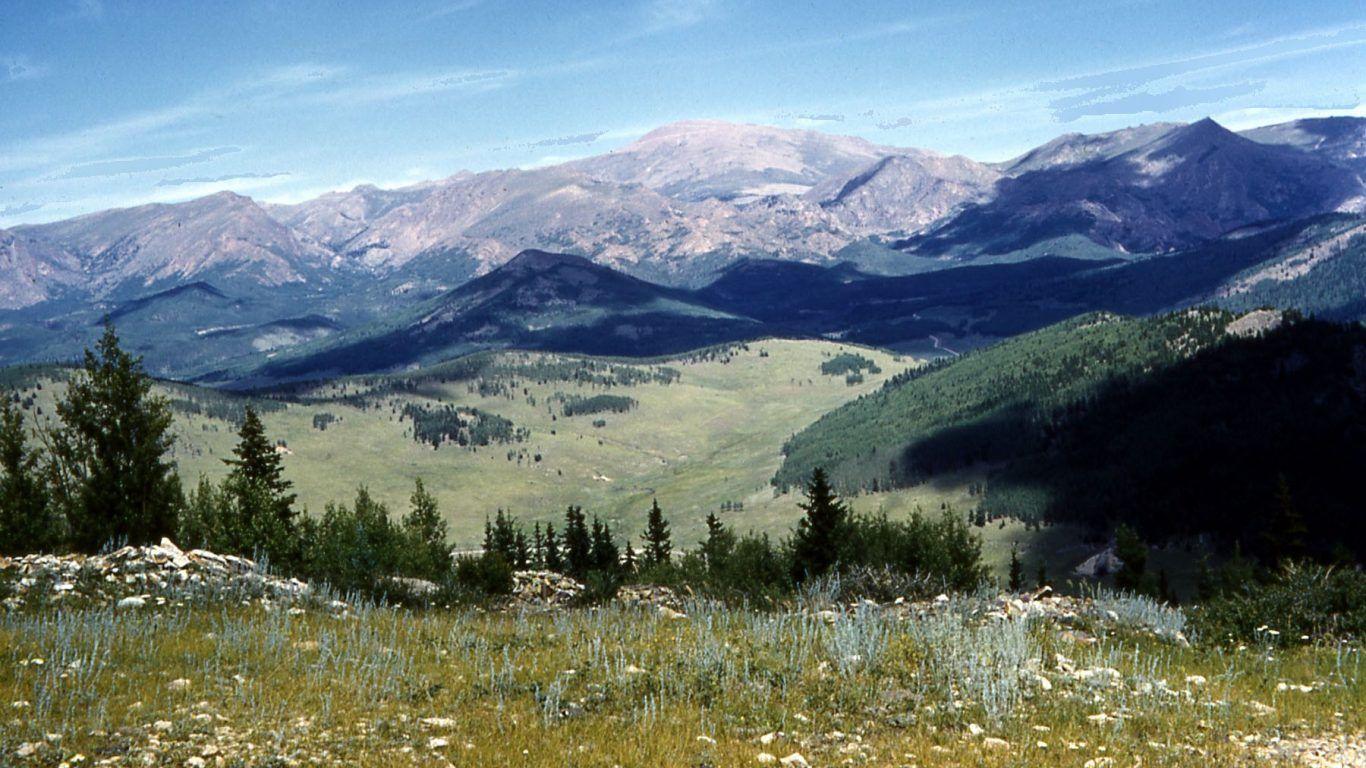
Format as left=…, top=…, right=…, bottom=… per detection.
left=6, top=116, right=1364, bottom=311
left=4, top=115, right=1366, bottom=382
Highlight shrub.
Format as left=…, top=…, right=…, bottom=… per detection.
left=1192, top=563, right=1366, bottom=645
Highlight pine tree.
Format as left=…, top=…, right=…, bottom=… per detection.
left=400, top=479, right=450, bottom=582
left=622, top=540, right=637, bottom=574
left=221, top=406, right=299, bottom=566
left=700, top=512, right=735, bottom=571
left=49, top=324, right=180, bottom=552
left=513, top=529, right=530, bottom=569
left=1008, top=544, right=1024, bottom=591
left=1114, top=523, right=1151, bottom=594
left=589, top=516, right=619, bottom=574
left=0, top=397, right=57, bottom=554
left=1036, top=560, right=1048, bottom=589
left=790, top=467, right=849, bottom=582
left=1265, top=475, right=1308, bottom=564
left=532, top=523, right=545, bottom=569
left=641, top=498, right=672, bottom=568
left=562, top=506, right=591, bottom=578
left=542, top=522, right=563, bottom=572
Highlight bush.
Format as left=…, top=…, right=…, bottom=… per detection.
left=1192, top=563, right=1366, bottom=645
left=450, top=552, right=514, bottom=598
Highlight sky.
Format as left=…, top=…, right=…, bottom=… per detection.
left=1, top=0, right=1363, bottom=227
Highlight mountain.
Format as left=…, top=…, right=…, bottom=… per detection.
left=269, top=165, right=851, bottom=287
left=998, top=122, right=1181, bottom=174
left=569, top=120, right=899, bottom=201
left=221, top=250, right=761, bottom=385
left=806, top=151, right=1000, bottom=235
left=5, top=115, right=1366, bottom=381
left=0, top=228, right=82, bottom=309
left=902, top=118, right=1365, bottom=257
left=1241, top=116, right=1366, bottom=175
left=13, top=191, right=338, bottom=300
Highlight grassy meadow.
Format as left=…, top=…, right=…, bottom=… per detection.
left=2, top=594, right=1361, bottom=767
left=9, top=340, right=916, bottom=548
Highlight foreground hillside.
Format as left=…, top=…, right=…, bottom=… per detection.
left=6, top=340, right=911, bottom=546
left=2, top=565, right=1361, bottom=767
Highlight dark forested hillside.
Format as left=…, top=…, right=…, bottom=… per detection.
left=777, top=309, right=1366, bottom=559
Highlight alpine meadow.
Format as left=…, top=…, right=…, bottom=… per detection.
left=3, top=2, right=1366, bottom=766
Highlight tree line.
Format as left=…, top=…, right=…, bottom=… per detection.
left=0, top=325, right=986, bottom=604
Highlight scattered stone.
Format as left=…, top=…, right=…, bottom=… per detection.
left=0, top=540, right=319, bottom=612
left=511, top=570, right=584, bottom=606
left=779, top=753, right=810, bottom=768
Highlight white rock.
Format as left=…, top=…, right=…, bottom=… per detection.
left=757, top=754, right=777, bottom=764
left=168, top=678, right=191, bottom=691
left=117, top=596, right=145, bottom=609
left=428, top=737, right=449, bottom=750
left=779, top=753, right=810, bottom=768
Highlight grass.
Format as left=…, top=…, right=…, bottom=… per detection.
left=1, top=597, right=1360, bottom=767
left=9, top=339, right=914, bottom=549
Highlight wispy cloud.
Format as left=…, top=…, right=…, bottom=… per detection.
left=1052, top=82, right=1266, bottom=122
left=639, top=0, right=720, bottom=35
left=57, top=147, right=242, bottom=179
left=156, top=171, right=290, bottom=187
left=1039, top=22, right=1366, bottom=94
left=301, top=68, right=515, bottom=105
left=425, top=0, right=483, bottom=19
left=876, top=116, right=915, bottom=130
left=527, top=131, right=607, bottom=148
left=3, top=56, right=47, bottom=82
left=0, top=203, right=43, bottom=217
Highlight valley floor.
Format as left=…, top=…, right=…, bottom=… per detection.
left=3, top=593, right=1361, bottom=767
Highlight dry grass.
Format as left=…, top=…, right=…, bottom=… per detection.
left=2, top=597, right=1361, bottom=767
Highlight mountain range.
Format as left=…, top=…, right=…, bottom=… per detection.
left=2, top=115, right=1364, bottom=382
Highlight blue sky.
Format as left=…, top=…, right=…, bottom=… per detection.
left=1, top=0, right=1363, bottom=226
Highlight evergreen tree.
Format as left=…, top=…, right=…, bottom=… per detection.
left=532, top=522, right=545, bottom=569
left=790, top=467, right=850, bottom=582
left=622, top=540, right=637, bottom=574
left=1036, top=560, right=1048, bottom=589
left=562, top=505, right=591, bottom=578
left=1265, top=475, right=1308, bottom=564
left=1008, top=544, right=1024, bottom=591
left=513, top=529, right=530, bottom=569
left=49, top=324, right=180, bottom=551
left=400, top=479, right=450, bottom=582
left=589, top=515, right=619, bottom=573
left=542, top=522, right=563, bottom=572
left=0, top=397, right=57, bottom=554
left=1113, top=523, right=1151, bottom=594
left=700, top=512, right=735, bottom=570
left=221, top=406, right=299, bottom=566
left=641, top=498, right=672, bottom=568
